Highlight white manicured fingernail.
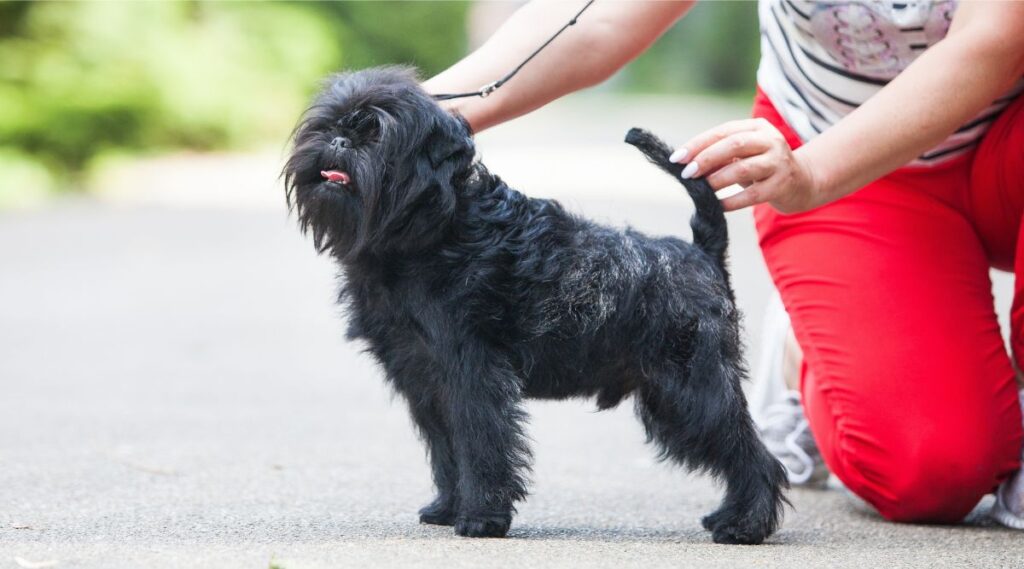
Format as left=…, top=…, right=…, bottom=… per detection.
left=681, top=161, right=699, bottom=179
left=669, top=147, right=688, bottom=163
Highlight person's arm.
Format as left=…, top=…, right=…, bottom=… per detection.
left=423, top=0, right=694, bottom=133
left=674, top=1, right=1024, bottom=213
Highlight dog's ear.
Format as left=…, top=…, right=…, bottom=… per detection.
left=422, top=112, right=473, bottom=169
left=427, top=113, right=474, bottom=168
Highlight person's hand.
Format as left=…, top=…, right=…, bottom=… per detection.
left=669, top=118, right=822, bottom=213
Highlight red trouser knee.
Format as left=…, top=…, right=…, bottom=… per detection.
left=752, top=89, right=1024, bottom=522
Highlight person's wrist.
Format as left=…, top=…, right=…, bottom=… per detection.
left=454, top=101, right=486, bottom=134
left=792, top=146, right=830, bottom=213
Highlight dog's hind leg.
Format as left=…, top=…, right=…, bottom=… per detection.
left=406, top=393, right=459, bottom=526
left=443, top=346, right=531, bottom=538
left=636, top=319, right=788, bottom=545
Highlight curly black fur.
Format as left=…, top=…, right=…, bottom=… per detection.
left=284, top=66, right=787, bottom=544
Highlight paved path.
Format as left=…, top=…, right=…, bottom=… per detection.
left=2, top=95, right=1021, bottom=568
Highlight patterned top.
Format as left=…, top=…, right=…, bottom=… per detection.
left=757, top=0, right=1024, bottom=165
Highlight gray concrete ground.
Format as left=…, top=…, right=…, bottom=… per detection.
left=2, top=95, right=1022, bottom=568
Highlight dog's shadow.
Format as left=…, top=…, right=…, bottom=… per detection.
left=502, top=524, right=791, bottom=546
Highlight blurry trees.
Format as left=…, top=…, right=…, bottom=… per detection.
left=0, top=1, right=467, bottom=189
left=621, top=1, right=760, bottom=95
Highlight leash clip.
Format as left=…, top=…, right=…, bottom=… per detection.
left=478, top=81, right=500, bottom=98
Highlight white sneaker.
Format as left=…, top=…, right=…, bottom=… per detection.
left=760, top=392, right=830, bottom=487
left=751, top=293, right=830, bottom=488
left=991, top=389, right=1024, bottom=530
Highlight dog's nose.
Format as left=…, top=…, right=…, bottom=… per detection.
left=330, top=136, right=352, bottom=150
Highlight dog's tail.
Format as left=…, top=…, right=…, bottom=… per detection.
left=624, top=127, right=729, bottom=279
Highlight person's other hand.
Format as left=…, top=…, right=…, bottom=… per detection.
left=670, top=118, right=822, bottom=213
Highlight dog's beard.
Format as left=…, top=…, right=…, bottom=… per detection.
left=286, top=142, right=382, bottom=255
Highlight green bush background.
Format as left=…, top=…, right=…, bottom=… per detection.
left=0, top=1, right=758, bottom=198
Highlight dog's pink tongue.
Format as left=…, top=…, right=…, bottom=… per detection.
left=321, top=170, right=350, bottom=184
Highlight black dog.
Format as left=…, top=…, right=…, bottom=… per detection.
left=284, top=67, right=787, bottom=545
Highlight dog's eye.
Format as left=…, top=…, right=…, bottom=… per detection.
left=345, top=110, right=380, bottom=137
left=337, top=110, right=372, bottom=130
left=355, top=112, right=380, bottom=137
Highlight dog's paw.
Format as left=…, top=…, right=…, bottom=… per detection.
left=702, top=508, right=770, bottom=545
left=700, top=510, right=724, bottom=532
left=453, top=514, right=511, bottom=538
left=711, top=523, right=767, bottom=545
left=418, top=496, right=457, bottom=526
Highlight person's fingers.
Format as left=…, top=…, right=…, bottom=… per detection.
left=669, top=118, right=770, bottom=164
left=719, top=181, right=770, bottom=212
left=689, top=121, right=791, bottom=180
left=703, top=152, right=775, bottom=191
left=682, top=131, right=774, bottom=180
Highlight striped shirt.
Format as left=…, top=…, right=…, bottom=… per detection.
left=758, top=0, right=1024, bottom=166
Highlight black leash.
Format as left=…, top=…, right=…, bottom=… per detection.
left=431, top=0, right=597, bottom=101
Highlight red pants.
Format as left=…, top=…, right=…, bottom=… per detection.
left=753, top=89, right=1024, bottom=522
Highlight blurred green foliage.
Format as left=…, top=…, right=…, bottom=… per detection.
left=623, top=1, right=760, bottom=95
left=0, top=0, right=756, bottom=197
left=0, top=0, right=468, bottom=190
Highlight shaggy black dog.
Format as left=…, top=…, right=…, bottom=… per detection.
left=284, top=67, right=787, bottom=545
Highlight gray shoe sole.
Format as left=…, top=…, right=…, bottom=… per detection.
left=991, top=483, right=1024, bottom=530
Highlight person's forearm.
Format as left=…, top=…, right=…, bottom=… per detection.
left=423, top=0, right=693, bottom=132
left=798, top=2, right=1024, bottom=205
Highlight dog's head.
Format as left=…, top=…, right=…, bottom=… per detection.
left=284, top=66, right=474, bottom=259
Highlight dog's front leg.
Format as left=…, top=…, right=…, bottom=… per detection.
left=404, top=392, right=460, bottom=526
left=443, top=345, right=531, bottom=538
